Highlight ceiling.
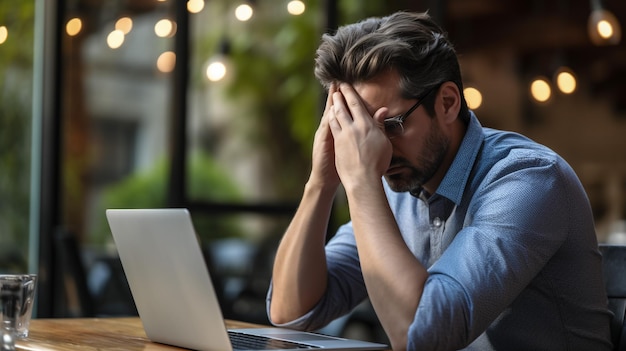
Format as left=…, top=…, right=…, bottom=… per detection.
left=403, top=0, right=626, bottom=113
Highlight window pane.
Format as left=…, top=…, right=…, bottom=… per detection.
left=60, top=2, right=175, bottom=248
left=58, top=1, right=176, bottom=316
left=0, top=1, right=35, bottom=273
left=187, top=1, right=322, bottom=204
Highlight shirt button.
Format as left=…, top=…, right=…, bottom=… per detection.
left=433, top=217, right=442, bottom=227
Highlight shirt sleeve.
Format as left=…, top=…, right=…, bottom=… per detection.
left=408, top=149, right=576, bottom=350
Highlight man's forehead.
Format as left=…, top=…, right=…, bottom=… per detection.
left=352, top=73, right=404, bottom=112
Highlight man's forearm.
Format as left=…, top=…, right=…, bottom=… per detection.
left=345, top=180, right=428, bottom=350
left=269, top=182, right=336, bottom=324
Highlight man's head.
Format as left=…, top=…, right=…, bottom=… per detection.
left=315, top=11, right=469, bottom=194
left=314, top=11, right=469, bottom=122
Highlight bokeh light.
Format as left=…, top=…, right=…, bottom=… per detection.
left=235, top=4, right=253, bottom=21
left=66, top=18, right=82, bottom=36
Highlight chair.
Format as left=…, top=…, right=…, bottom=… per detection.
left=599, top=244, right=626, bottom=351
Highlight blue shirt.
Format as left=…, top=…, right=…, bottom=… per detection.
left=267, top=113, right=613, bottom=350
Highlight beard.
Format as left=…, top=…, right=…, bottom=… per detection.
left=384, top=121, right=449, bottom=193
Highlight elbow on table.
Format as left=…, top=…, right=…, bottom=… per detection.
left=268, top=302, right=302, bottom=326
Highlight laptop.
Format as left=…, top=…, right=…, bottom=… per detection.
left=106, top=208, right=388, bottom=351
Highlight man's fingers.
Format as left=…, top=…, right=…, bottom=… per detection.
left=337, top=83, right=371, bottom=123
left=331, top=90, right=353, bottom=127
left=322, top=83, right=337, bottom=118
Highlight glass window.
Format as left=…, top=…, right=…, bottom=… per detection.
left=60, top=2, right=175, bottom=249
left=56, top=1, right=177, bottom=316
left=187, top=1, right=323, bottom=205
left=0, top=1, right=36, bottom=273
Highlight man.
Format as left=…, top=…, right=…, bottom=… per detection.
left=266, top=11, right=612, bottom=350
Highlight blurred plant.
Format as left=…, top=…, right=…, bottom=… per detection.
left=0, top=1, right=35, bottom=272
left=94, top=152, right=244, bottom=246
left=190, top=0, right=401, bottom=231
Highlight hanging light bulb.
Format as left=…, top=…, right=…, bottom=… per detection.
left=205, top=39, right=231, bottom=82
left=588, top=0, right=622, bottom=45
left=235, top=3, right=254, bottom=21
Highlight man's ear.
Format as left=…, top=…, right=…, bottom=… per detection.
left=436, top=82, right=461, bottom=124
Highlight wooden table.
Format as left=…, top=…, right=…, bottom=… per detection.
left=15, top=317, right=261, bottom=350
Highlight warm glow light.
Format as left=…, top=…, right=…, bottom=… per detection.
left=154, top=19, right=174, bottom=37
left=115, top=17, right=133, bottom=34
left=157, top=51, right=176, bottom=73
left=530, top=78, right=551, bottom=103
left=555, top=69, right=577, bottom=94
left=235, top=4, right=253, bottom=21
left=0, top=26, right=7, bottom=44
left=464, top=87, right=483, bottom=109
left=66, top=18, right=82, bottom=36
left=597, top=20, right=614, bottom=39
left=206, top=60, right=227, bottom=81
left=107, top=30, right=125, bottom=49
left=187, top=0, right=205, bottom=13
left=588, top=9, right=622, bottom=45
left=287, top=0, right=306, bottom=15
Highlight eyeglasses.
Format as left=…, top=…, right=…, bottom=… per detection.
left=383, top=86, right=438, bottom=138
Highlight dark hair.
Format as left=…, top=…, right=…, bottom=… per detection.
left=314, top=11, right=469, bottom=121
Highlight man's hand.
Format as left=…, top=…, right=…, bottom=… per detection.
left=328, top=83, right=392, bottom=191
left=308, top=83, right=341, bottom=190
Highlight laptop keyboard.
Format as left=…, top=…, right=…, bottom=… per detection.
left=228, top=330, right=320, bottom=350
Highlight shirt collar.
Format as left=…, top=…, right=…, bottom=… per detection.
left=434, top=111, right=484, bottom=206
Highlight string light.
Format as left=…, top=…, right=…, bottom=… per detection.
left=554, top=67, right=577, bottom=95
left=235, top=4, right=254, bottom=21
left=187, top=0, right=205, bottom=14
left=155, top=19, right=176, bottom=38
left=0, top=26, right=7, bottom=44
left=115, top=17, right=133, bottom=35
left=287, top=1, right=306, bottom=15
left=530, top=77, right=552, bottom=103
left=463, top=87, right=483, bottom=109
left=107, top=29, right=125, bottom=49
left=66, top=18, right=82, bottom=36
left=588, top=0, right=622, bottom=45
left=157, top=51, right=176, bottom=73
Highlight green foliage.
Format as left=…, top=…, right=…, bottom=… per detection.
left=0, top=1, right=35, bottom=273
left=192, top=0, right=324, bottom=198
left=189, top=0, right=402, bottom=227
left=0, top=1, right=35, bottom=69
left=94, top=152, right=244, bottom=246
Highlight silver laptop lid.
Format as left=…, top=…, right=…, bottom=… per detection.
left=107, top=208, right=232, bottom=351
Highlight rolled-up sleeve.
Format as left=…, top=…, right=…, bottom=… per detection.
left=266, top=221, right=369, bottom=331
left=409, top=151, right=573, bottom=350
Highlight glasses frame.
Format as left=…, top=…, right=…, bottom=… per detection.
left=383, top=85, right=439, bottom=138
